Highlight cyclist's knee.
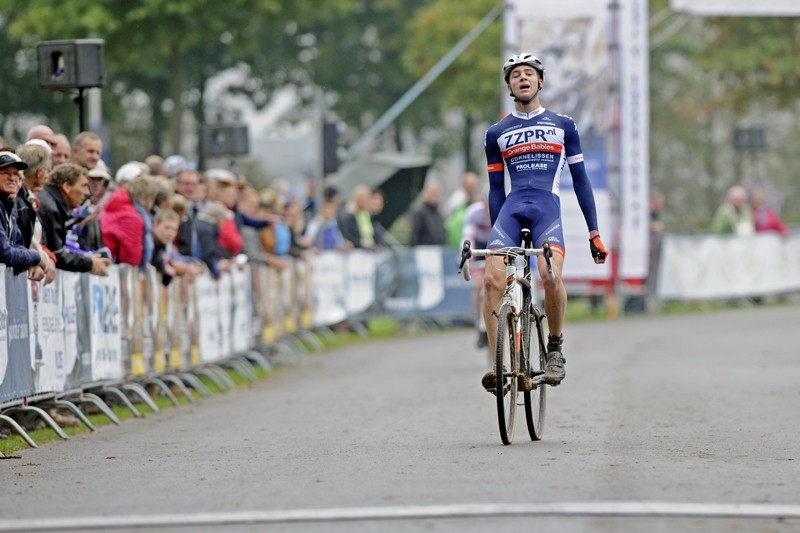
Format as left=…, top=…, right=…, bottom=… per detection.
left=484, top=268, right=505, bottom=297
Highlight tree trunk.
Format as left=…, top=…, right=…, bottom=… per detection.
left=167, top=46, right=186, bottom=155
left=463, top=111, right=474, bottom=172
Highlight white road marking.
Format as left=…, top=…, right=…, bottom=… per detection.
left=1, top=502, right=799, bottom=531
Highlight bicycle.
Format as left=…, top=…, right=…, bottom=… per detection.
left=459, top=229, right=554, bottom=445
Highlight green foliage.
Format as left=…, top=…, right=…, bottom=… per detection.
left=403, top=0, right=502, bottom=118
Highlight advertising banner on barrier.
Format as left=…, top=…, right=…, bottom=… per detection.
left=89, top=266, right=124, bottom=381
left=297, top=259, right=314, bottom=330
left=195, top=272, right=221, bottom=363
left=34, top=277, right=67, bottom=393
left=425, top=248, right=473, bottom=317
left=1, top=269, right=34, bottom=403
left=282, top=259, right=298, bottom=334
left=231, top=266, right=251, bottom=353
left=656, top=233, right=800, bottom=300
left=151, top=268, right=168, bottom=373
left=0, top=266, right=9, bottom=401
left=61, top=272, right=83, bottom=390
left=311, top=252, right=347, bottom=327
left=384, top=248, right=420, bottom=316
left=128, top=268, right=150, bottom=376
left=218, top=272, right=233, bottom=359
left=167, top=278, right=188, bottom=370
left=345, top=250, right=376, bottom=316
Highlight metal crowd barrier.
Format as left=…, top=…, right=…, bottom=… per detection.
left=0, top=246, right=476, bottom=449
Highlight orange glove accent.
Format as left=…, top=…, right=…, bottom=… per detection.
left=589, top=235, right=607, bottom=264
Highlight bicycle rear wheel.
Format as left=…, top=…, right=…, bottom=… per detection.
left=495, top=303, right=517, bottom=445
left=523, top=305, right=547, bottom=440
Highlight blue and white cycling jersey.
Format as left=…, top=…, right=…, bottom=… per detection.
left=484, top=106, right=599, bottom=256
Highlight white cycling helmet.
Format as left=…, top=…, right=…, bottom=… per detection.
left=502, top=53, right=545, bottom=83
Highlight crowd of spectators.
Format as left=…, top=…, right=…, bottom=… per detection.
left=0, top=124, right=425, bottom=298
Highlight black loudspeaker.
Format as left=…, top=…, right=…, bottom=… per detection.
left=322, top=121, right=339, bottom=175
left=202, top=125, right=250, bottom=157
left=37, top=39, right=104, bottom=89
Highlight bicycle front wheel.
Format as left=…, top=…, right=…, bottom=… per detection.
left=523, top=305, right=547, bottom=440
left=495, top=303, right=517, bottom=445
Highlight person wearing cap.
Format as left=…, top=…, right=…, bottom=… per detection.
left=37, top=163, right=109, bottom=276
left=71, top=131, right=103, bottom=171
left=15, top=144, right=57, bottom=284
left=114, top=161, right=149, bottom=188
left=163, top=154, right=195, bottom=179
left=69, top=158, right=113, bottom=254
left=0, top=151, right=50, bottom=280
left=195, top=200, right=234, bottom=278
left=206, top=168, right=244, bottom=257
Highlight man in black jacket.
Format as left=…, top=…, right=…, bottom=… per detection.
left=37, top=163, right=109, bottom=276
left=410, top=180, right=446, bottom=246
left=0, top=151, right=49, bottom=278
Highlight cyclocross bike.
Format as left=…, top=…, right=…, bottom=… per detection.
left=459, top=228, right=554, bottom=445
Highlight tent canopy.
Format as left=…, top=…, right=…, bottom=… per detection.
left=330, top=152, right=432, bottom=228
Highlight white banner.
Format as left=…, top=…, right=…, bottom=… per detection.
left=0, top=265, right=7, bottom=387
left=656, top=233, right=800, bottom=300
left=217, top=273, right=233, bottom=359
left=414, top=246, right=445, bottom=310
left=502, top=0, right=630, bottom=282
left=61, top=272, right=80, bottom=386
left=195, top=272, right=222, bottom=363
left=231, top=266, right=252, bottom=353
left=311, top=252, right=347, bottom=327
left=89, top=266, right=124, bottom=381
left=345, top=250, right=376, bottom=315
left=618, top=0, right=650, bottom=280
left=671, top=0, right=800, bottom=15
left=35, top=278, right=66, bottom=392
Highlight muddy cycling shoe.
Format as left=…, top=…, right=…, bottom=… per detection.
left=481, top=368, right=508, bottom=394
left=481, top=370, right=497, bottom=392
left=541, top=350, right=566, bottom=386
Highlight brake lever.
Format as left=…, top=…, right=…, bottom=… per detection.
left=542, top=243, right=555, bottom=281
left=458, top=240, right=472, bottom=273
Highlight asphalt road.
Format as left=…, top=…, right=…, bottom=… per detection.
left=1, top=304, right=800, bottom=532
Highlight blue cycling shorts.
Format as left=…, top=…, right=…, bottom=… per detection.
left=487, top=189, right=565, bottom=257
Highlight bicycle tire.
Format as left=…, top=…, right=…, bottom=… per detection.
left=495, top=302, right=517, bottom=445
left=523, top=304, right=547, bottom=440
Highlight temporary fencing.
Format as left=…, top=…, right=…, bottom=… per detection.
left=0, top=246, right=474, bottom=448
left=6, top=233, right=794, bottom=449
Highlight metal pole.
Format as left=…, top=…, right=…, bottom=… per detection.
left=344, top=4, right=503, bottom=161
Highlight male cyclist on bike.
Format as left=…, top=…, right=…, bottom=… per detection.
left=481, top=53, right=607, bottom=391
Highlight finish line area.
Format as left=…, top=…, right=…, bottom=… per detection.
left=1, top=502, right=798, bottom=531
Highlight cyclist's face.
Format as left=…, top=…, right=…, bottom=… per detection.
left=508, top=66, right=541, bottom=97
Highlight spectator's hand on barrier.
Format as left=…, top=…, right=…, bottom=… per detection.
left=44, top=257, right=57, bottom=285
left=28, top=265, right=46, bottom=282
left=589, top=234, right=608, bottom=264
left=90, top=254, right=111, bottom=276
left=268, top=256, right=287, bottom=272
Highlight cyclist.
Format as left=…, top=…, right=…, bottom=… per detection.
left=461, top=187, right=492, bottom=349
left=481, top=53, right=607, bottom=391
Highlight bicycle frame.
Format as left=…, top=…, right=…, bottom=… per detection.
left=459, top=230, right=553, bottom=444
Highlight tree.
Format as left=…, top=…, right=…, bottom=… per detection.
left=402, top=0, right=502, bottom=169
left=0, top=0, right=347, bottom=155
